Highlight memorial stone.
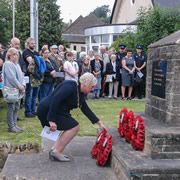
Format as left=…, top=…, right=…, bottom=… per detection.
left=146, top=30, right=180, bottom=125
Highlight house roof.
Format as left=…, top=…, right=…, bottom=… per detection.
left=152, top=0, right=180, bottom=8
left=62, top=34, right=85, bottom=44
left=62, top=13, right=104, bottom=43
left=110, top=0, right=118, bottom=24
left=110, top=0, right=180, bottom=24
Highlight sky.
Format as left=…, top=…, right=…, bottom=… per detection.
left=57, top=0, right=115, bottom=23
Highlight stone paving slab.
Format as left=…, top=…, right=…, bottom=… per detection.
left=1, top=136, right=118, bottom=180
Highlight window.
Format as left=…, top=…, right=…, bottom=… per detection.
left=101, top=35, right=109, bottom=43
left=81, top=46, right=85, bottom=52
left=73, top=45, right=77, bottom=51
left=91, top=36, right=100, bottom=43
left=85, top=37, right=89, bottom=44
left=92, top=46, right=99, bottom=52
left=113, top=35, right=119, bottom=42
left=130, top=0, right=135, bottom=5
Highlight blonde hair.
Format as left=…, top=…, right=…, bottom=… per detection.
left=5, top=48, right=18, bottom=62
left=79, top=72, right=97, bottom=86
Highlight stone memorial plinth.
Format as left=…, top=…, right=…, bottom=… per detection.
left=110, top=31, right=180, bottom=180
left=145, top=30, right=180, bottom=125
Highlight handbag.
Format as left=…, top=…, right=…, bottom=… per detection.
left=134, top=73, right=142, bottom=84
left=2, top=65, right=19, bottom=103
left=3, top=86, right=19, bottom=103
left=0, top=72, right=2, bottom=82
left=105, top=74, right=113, bottom=83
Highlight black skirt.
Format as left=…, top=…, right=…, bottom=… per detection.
left=37, top=104, right=79, bottom=131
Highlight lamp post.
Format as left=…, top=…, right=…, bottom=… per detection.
left=30, top=0, right=38, bottom=51
left=13, top=0, right=15, bottom=37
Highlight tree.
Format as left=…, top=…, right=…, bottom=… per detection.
left=0, top=0, right=12, bottom=46
left=15, top=0, right=64, bottom=49
left=92, top=5, right=111, bottom=24
left=111, top=4, right=180, bottom=54
left=15, top=0, right=30, bottom=48
left=38, top=0, right=64, bottom=49
left=136, top=4, right=180, bottom=53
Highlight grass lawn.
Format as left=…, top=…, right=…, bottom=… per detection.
left=0, top=98, right=145, bottom=145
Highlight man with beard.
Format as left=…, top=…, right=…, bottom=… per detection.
left=22, top=37, right=39, bottom=118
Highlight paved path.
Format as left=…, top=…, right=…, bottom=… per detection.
left=1, top=137, right=117, bottom=180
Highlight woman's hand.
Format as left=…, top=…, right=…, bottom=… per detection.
left=49, top=121, right=57, bottom=131
left=97, top=121, right=107, bottom=131
left=50, top=70, right=56, bottom=78
left=19, top=85, right=25, bottom=92
left=129, top=70, right=133, bottom=74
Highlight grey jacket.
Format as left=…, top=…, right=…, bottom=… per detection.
left=3, top=61, right=26, bottom=98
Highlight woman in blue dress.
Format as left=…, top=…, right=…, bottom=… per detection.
left=121, top=49, right=135, bottom=100
left=37, top=73, right=107, bottom=162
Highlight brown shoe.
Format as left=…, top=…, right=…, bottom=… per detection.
left=25, top=114, right=36, bottom=118
left=32, top=112, right=37, bottom=116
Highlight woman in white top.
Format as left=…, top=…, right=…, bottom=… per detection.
left=63, top=51, right=79, bottom=81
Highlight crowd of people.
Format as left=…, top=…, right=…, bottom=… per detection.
left=0, top=37, right=146, bottom=134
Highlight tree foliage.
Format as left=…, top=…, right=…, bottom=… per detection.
left=38, top=0, right=64, bottom=49
left=0, top=0, right=65, bottom=49
left=15, top=0, right=30, bottom=48
left=111, top=4, right=180, bottom=54
left=0, top=0, right=12, bottom=46
left=92, top=5, right=111, bottom=24
left=136, top=4, right=180, bottom=52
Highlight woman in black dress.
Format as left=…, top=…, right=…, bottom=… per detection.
left=37, top=72, right=106, bottom=162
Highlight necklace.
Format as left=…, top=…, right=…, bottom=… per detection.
left=76, top=81, right=82, bottom=117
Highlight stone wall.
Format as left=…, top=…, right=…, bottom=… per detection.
left=0, top=142, right=40, bottom=170
left=145, top=44, right=180, bottom=125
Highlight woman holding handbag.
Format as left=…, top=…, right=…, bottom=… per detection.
left=90, top=52, right=103, bottom=99
left=3, top=48, right=26, bottom=133
left=106, top=54, right=120, bottom=99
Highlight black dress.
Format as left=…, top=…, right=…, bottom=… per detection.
left=37, top=80, right=99, bottom=130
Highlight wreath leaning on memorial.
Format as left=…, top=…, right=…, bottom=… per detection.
left=118, top=108, right=145, bottom=151
left=91, top=130, right=112, bottom=166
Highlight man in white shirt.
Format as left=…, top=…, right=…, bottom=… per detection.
left=64, top=51, right=79, bottom=81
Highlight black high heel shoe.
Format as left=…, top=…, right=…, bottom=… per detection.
left=127, top=97, right=132, bottom=100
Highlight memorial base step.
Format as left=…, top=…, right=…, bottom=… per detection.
left=105, top=128, right=180, bottom=180
left=138, top=113, right=180, bottom=159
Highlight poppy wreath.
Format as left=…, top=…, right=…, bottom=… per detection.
left=91, top=130, right=107, bottom=159
left=96, top=135, right=112, bottom=166
left=131, top=115, right=145, bottom=151
left=118, top=107, right=128, bottom=137
left=125, top=111, right=134, bottom=143
left=91, top=130, right=112, bottom=166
